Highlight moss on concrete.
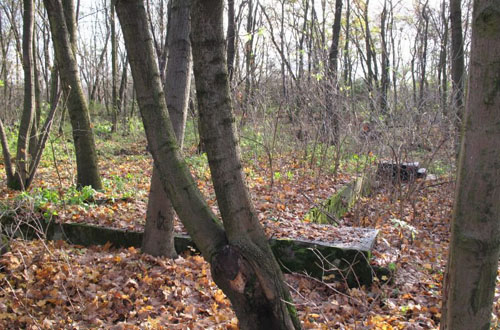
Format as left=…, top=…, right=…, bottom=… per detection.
left=306, top=173, right=372, bottom=224
left=1, top=214, right=378, bottom=287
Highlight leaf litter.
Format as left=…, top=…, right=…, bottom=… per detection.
left=0, top=142, right=499, bottom=329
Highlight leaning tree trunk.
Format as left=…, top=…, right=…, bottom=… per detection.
left=43, top=0, right=102, bottom=189
left=142, top=0, right=192, bottom=258
left=440, top=1, right=500, bottom=329
left=116, top=0, right=227, bottom=263
left=191, top=1, right=300, bottom=328
left=115, top=0, right=301, bottom=328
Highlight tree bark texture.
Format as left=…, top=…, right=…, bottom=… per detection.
left=43, top=0, right=102, bottom=189
left=343, top=0, right=351, bottom=86
left=0, top=3, right=61, bottom=191
left=116, top=0, right=300, bottom=328
left=450, top=0, right=465, bottom=130
left=243, top=0, right=255, bottom=117
left=438, top=0, right=449, bottom=116
left=325, top=0, right=342, bottom=144
left=418, top=1, right=429, bottom=109
left=226, top=0, right=236, bottom=81
left=379, top=0, right=390, bottom=114
left=143, top=170, right=177, bottom=257
left=440, top=1, right=500, bottom=328
left=164, top=0, right=191, bottom=145
left=142, top=0, right=192, bottom=258
left=111, top=0, right=118, bottom=133
left=116, top=0, right=227, bottom=262
left=28, top=36, right=42, bottom=162
left=0, top=118, right=14, bottom=183
left=362, top=0, right=378, bottom=112
left=190, top=0, right=300, bottom=328
left=9, top=0, right=36, bottom=190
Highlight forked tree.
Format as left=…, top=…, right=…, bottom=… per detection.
left=0, top=0, right=60, bottom=191
left=115, top=0, right=301, bottom=328
left=1, top=0, right=35, bottom=190
left=440, top=0, right=500, bottom=328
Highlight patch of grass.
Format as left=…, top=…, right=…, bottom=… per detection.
left=102, top=174, right=136, bottom=199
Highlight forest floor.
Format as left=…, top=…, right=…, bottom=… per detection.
left=0, top=131, right=499, bottom=329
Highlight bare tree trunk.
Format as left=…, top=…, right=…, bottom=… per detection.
left=117, top=0, right=226, bottom=261
left=1, top=0, right=61, bottom=190
left=418, top=0, right=429, bottom=109
left=0, top=118, right=14, bottom=182
left=226, top=0, right=236, bottom=81
left=8, top=0, right=35, bottom=190
left=449, top=0, right=465, bottom=154
left=343, top=0, right=351, bottom=87
left=389, top=0, right=398, bottom=109
left=379, top=0, right=390, bottom=114
left=243, top=0, right=256, bottom=121
left=43, top=0, right=102, bottom=189
left=297, top=0, right=309, bottom=80
left=117, top=56, right=128, bottom=120
left=438, top=0, right=449, bottom=116
left=142, top=0, right=192, bottom=258
left=116, top=0, right=300, bottom=328
left=362, top=0, right=377, bottom=112
left=110, top=0, right=118, bottom=133
left=325, top=0, right=342, bottom=145
left=411, top=49, right=417, bottom=107
left=89, top=31, right=110, bottom=103
left=190, top=0, right=300, bottom=328
left=146, top=0, right=168, bottom=80
left=440, top=1, right=500, bottom=328
left=29, top=35, right=41, bottom=161
left=0, top=14, right=7, bottom=101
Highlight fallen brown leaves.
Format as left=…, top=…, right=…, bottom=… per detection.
left=1, top=139, right=499, bottom=329
left=0, top=240, right=237, bottom=329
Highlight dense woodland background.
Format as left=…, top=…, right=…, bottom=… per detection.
left=0, top=0, right=499, bottom=328
left=1, top=0, right=468, bottom=153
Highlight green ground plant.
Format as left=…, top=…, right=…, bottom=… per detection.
left=16, top=185, right=97, bottom=219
